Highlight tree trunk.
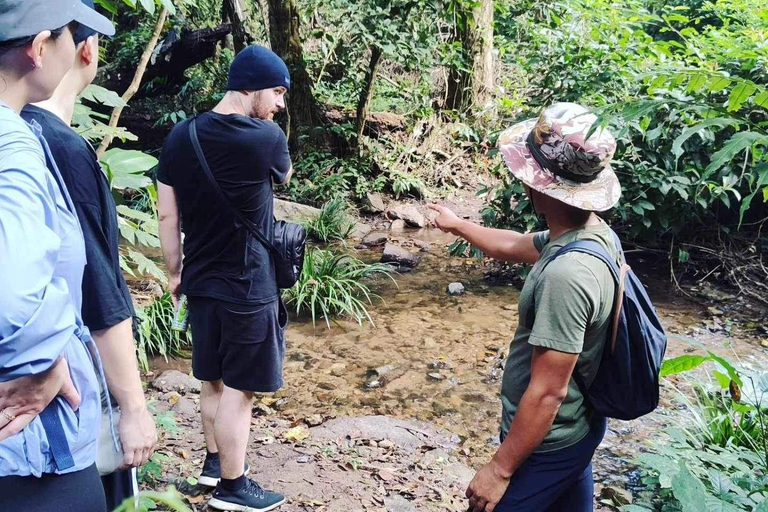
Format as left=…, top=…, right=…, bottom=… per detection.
left=222, top=0, right=248, bottom=53
left=355, top=46, right=383, bottom=152
left=96, top=8, right=168, bottom=157
left=444, top=0, right=494, bottom=113
left=267, top=0, right=321, bottom=147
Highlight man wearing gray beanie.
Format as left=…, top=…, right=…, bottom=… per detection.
left=157, top=45, right=292, bottom=512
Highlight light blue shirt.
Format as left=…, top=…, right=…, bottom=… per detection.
left=0, top=100, right=102, bottom=477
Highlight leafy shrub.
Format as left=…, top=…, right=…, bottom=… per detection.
left=303, top=198, right=356, bottom=243
left=628, top=354, right=768, bottom=510
left=289, top=150, right=387, bottom=205
left=282, top=248, right=395, bottom=328
left=135, top=292, right=190, bottom=373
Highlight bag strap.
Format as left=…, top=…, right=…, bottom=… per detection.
left=188, top=117, right=279, bottom=256
left=39, top=403, right=75, bottom=471
left=538, top=233, right=628, bottom=398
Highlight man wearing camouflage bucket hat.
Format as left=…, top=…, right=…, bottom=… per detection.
left=430, top=103, right=621, bottom=511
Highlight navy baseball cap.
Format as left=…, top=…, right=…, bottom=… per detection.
left=0, top=0, right=115, bottom=43
left=72, top=0, right=101, bottom=44
left=227, top=45, right=291, bottom=92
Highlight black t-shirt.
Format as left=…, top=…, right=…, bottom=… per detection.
left=157, top=112, right=291, bottom=304
left=20, top=105, right=135, bottom=332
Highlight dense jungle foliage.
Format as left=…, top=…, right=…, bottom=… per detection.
left=77, top=0, right=767, bottom=509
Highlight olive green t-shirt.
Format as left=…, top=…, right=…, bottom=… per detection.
left=500, top=221, right=619, bottom=452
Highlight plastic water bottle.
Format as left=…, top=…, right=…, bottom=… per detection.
left=171, top=294, right=189, bottom=332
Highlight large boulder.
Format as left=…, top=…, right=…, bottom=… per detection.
left=381, top=243, right=420, bottom=268
left=362, top=193, right=386, bottom=214
left=273, top=198, right=321, bottom=223
left=388, top=205, right=426, bottom=228
left=151, top=370, right=201, bottom=394
left=273, top=198, right=370, bottom=239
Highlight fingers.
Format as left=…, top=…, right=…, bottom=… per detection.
left=58, top=369, right=81, bottom=411
left=0, top=407, right=17, bottom=430
left=0, top=412, right=35, bottom=443
left=121, top=448, right=137, bottom=471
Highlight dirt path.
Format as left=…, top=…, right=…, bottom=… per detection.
left=144, top=225, right=768, bottom=511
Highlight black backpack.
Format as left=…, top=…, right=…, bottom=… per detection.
left=536, top=231, right=667, bottom=420
left=188, top=117, right=306, bottom=289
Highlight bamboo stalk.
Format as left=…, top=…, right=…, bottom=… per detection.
left=96, top=8, right=168, bottom=158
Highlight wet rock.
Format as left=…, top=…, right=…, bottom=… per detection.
left=363, top=193, right=386, bottom=213
left=152, top=370, right=201, bottom=395
left=365, top=364, right=406, bottom=389
left=447, top=282, right=465, bottom=296
left=273, top=198, right=320, bottom=223
left=427, top=372, right=445, bottom=381
left=362, top=232, right=388, bottom=247
left=600, top=485, right=632, bottom=505
left=390, top=219, right=407, bottom=231
left=381, top=243, right=420, bottom=268
left=388, top=205, right=426, bottom=228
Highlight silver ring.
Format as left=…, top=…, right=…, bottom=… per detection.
left=0, top=409, right=16, bottom=422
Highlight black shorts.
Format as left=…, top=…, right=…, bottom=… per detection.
left=188, top=297, right=287, bottom=392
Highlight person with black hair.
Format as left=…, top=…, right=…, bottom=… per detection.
left=21, top=1, right=157, bottom=508
left=0, top=1, right=116, bottom=510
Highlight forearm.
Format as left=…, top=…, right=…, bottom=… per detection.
left=92, top=318, right=146, bottom=413
left=491, top=388, right=563, bottom=477
left=453, top=219, right=525, bottom=261
left=158, top=216, right=183, bottom=277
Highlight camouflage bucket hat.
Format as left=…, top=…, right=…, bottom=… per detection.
left=497, top=102, right=621, bottom=212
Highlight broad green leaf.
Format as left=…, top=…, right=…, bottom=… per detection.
left=704, top=132, right=768, bottom=178
left=622, top=507, right=654, bottom=512
left=671, top=462, right=709, bottom=512
left=727, top=81, right=757, bottom=112
left=138, top=0, right=155, bottom=13
left=79, top=84, right=127, bottom=108
left=660, top=355, right=710, bottom=377
left=672, top=118, right=740, bottom=158
left=738, top=164, right=768, bottom=224
left=708, top=76, right=732, bottom=93
left=755, top=500, right=768, bottom=512
left=712, top=370, right=731, bottom=389
left=708, top=352, right=743, bottom=386
left=754, top=91, right=768, bottom=108
left=686, top=73, right=708, bottom=94
left=157, top=0, right=177, bottom=15
left=621, top=101, right=660, bottom=122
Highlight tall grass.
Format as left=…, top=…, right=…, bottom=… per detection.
left=282, top=247, right=395, bottom=328
left=135, top=292, right=190, bottom=372
left=302, top=198, right=356, bottom=243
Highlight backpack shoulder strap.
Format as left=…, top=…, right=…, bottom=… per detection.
left=542, top=239, right=621, bottom=283
left=188, top=117, right=278, bottom=256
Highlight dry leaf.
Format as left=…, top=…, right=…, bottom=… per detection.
left=283, top=425, right=311, bottom=442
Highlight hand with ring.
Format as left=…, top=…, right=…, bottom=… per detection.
left=0, top=358, right=81, bottom=442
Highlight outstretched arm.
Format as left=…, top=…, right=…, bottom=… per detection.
left=428, top=204, right=540, bottom=264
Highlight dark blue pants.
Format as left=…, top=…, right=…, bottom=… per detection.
left=495, top=416, right=607, bottom=512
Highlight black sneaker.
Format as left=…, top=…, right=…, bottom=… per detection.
left=208, top=478, right=285, bottom=512
left=198, top=455, right=251, bottom=487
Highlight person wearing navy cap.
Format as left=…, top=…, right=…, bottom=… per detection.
left=0, top=1, right=116, bottom=510
left=21, top=1, right=157, bottom=509
left=157, top=45, right=291, bottom=511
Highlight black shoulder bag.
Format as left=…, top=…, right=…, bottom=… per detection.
left=189, top=117, right=306, bottom=289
